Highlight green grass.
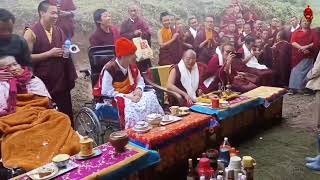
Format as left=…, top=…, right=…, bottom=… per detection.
left=238, top=125, right=320, bottom=180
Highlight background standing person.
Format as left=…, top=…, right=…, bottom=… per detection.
left=50, top=0, right=76, bottom=38
left=288, top=17, right=319, bottom=95
left=120, top=4, right=151, bottom=72
left=24, top=0, right=77, bottom=125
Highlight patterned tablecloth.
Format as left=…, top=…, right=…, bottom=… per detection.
left=14, top=143, right=160, bottom=180
left=242, top=86, right=287, bottom=107
left=127, top=112, right=216, bottom=149
left=190, top=96, right=261, bottom=120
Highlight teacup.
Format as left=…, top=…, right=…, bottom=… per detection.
left=179, top=107, right=189, bottom=114
left=169, top=106, right=179, bottom=115
left=135, top=121, right=148, bottom=130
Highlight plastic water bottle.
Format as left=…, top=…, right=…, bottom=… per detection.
left=63, top=39, right=72, bottom=58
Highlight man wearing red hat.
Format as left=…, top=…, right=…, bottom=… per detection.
left=94, top=37, right=164, bottom=129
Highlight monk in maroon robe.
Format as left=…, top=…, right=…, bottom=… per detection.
left=50, top=0, right=76, bottom=38
left=194, top=16, right=219, bottom=64
left=158, top=12, right=183, bottom=66
left=24, top=1, right=77, bottom=125
left=238, top=23, right=253, bottom=49
left=89, top=9, right=120, bottom=47
left=224, top=22, right=239, bottom=48
left=243, top=10, right=258, bottom=28
left=255, top=38, right=273, bottom=68
left=271, top=30, right=292, bottom=87
left=252, top=20, right=263, bottom=38
left=184, top=16, right=199, bottom=50
left=205, top=43, right=257, bottom=93
left=268, top=18, right=279, bottom=46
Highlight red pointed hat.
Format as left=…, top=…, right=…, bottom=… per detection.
left=115, top=38, right=137, bottom=57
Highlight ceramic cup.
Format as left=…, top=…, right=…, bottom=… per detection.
left=169, top=106, right=179, bottom=115
left=79, top=137, right=94, bottom=157
left=179, top=107, right=189, bottom=114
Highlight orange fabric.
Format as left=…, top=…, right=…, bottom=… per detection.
left=160, top=27, right=173, bottom=43
left=0, top=94, right=80, bottom=171
left=206, top=30, right=214, bottom=48
left=113, top=77, right=132, bottom=94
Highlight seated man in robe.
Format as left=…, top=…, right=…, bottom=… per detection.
left=158, top=11, right=183, bottom=65
left=206, top=42, right=257, bottom=93
left=194, top=15, right=219, bottom=64
left=167, top=49, right=207, bottom=106
left=0, top=56, right=79, bottom=171
left=89, top=9, right=120, bottom=47
left=95, top=38, right=164, bottom=129
left=238, top=35, right=273, bottom=86
left=254, top=38, right=272, bottom=69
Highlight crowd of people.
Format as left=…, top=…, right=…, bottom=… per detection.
left=1, top=0, right=320, bottom=174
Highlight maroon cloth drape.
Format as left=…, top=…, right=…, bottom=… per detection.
left=89, top=26, right=120, bottom=47
left=290, top=28, right=319, bottom=68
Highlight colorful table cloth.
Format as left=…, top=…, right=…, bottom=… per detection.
left=190, top=96, right=261, bottom=121
left=242, top=86, right=287, bottom=107
left=14, top=143, right=159, bottom=180
left=127, top=112, right=216, bottom=149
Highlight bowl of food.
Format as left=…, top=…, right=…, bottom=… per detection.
left=109, top=131, right=129, bottom=153
left=146, top=113, right=162, bottom=127
left=52, top=154, right=70, bottom=168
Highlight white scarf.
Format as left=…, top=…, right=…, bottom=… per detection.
left=178, top=60, right=199, bottom=101
left=242, top=44, right=268, bottom=70
left=291, top=25, right=300, bottom=32
left=215, top=47, right=224, bottom=66
left=189, top=27, right=197, bottom=38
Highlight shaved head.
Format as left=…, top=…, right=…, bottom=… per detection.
left=183, top=49, right=196, bottom=57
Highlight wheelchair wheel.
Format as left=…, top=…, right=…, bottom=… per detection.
left=75, top=107, right=102, bottom=146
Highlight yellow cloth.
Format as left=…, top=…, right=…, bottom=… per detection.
left=0, top=94, right=80, bottom=171
left=25, top=27, right=53, bottom=44
left=160, top=27, right=173, bottom=43
left=242, top=86, right=285, bottom=98
left=206, top=30, right=214, bottom=48
left=113, top=77, right=132, bottom=94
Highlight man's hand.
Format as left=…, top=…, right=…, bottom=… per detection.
left=172, top=33, right=180, bottom=40
left=0, top=70, right=13, bottom=81
left=47, top=48, right=64, bottom=58
left=183, top=94, right=194, bottom=106
left=134, top=29, right=142, bottom=36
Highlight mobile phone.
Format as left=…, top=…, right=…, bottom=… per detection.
left=231, top=52, right=243, bottom=59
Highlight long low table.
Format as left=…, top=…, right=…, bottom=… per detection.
left=13, top=143, right=159, bottom=180
left=127, top=112, right=219, bottom=172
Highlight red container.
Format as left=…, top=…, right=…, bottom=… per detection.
left=211, top=97, right=219, bottom=108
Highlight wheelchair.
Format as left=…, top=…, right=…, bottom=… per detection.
left=76, top=45, right=120, bottom=146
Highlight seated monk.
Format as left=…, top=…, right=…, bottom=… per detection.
left=158, top=11, right=183, bottom=65
left=89, top=9, right=120, bottom=47
left=0, top=56, right=79, bottom=171
left=94, top=38, right=164, bottom=129
left=238, top=35, right=273, bottom=86
left=206, top=43, right=257, bottom=93
left=167, top=49, right=206, bottom=106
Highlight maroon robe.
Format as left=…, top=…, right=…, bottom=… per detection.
left=89, top=26, right=120, bottom=47
left=206, top=55, right=257, bottom=93
left=268, top=28, right=278, bottom=46
left=238, top=48, right=273, bottom=86
left=158, top=28, right=184, bottom=66
left=290, top=28, right=319, bottom=68
left=194, top=29, right=219, bottom=64
left=31, top=22, right=77, bottom=122
left=272, top=41, right=292, bottom=87
left=183, top=29, right=196, bottom=50
left=120, top=17, right=151, bottom=46
left=53, top=0, right=76, bottom=38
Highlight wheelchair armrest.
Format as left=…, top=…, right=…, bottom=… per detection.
left=142, top=72, right=184, bottom=106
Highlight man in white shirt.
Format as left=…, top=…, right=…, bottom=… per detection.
left=290, top=16, right=300, bottom=32
left=188, top=16, right=199, bottom=39
left=94, top=38, right=164, bottom=129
